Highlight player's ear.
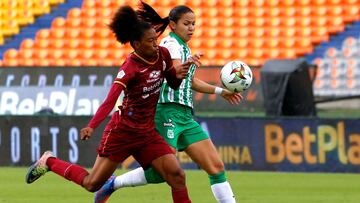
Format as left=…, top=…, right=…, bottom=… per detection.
left=169, top=20, right=176, bottom=31
left=133, top=40, right=141, bottom=50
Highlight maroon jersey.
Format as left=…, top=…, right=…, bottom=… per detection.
left=88, top=46, right=181, bottom=133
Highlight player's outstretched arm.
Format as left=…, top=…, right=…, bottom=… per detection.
left=81, top=83, right=124, bottom=140
left=192, top=77, right=243, bottom=105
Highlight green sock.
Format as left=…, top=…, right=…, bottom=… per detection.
left=144, top=167, right=165, bottom=184
left=209, top=171, right=227, bottom=185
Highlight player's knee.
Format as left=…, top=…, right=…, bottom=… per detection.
left=205, top=160, right=225, bottom=174
left=169, top=167, right=186, bottom=182
left=213, top=161, right=225, bottom=172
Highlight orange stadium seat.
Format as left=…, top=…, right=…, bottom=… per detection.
left=52, top=17, right=66, bottom=28
left=18, top=49, right=34, bottom=59
left=65, top=18, right=81, bottom=27
left=34, top=58, right=50, bottom=66
left=216, top=0, right=236, bottom=8
left=20, top=39, right=35, bottom=49
left=51, top=39, right=65, bottom=49
left=81, top=8, right=97, bottom=18
left=202, top=39, right=217, bottom=49
left=51, top=28, right=65, bottom=38
left=36, top=29, right=51, bottom=39
left=33, top=48, right=49, bottom=59
left=3, top=49, right=19, bottom=60
left=65, top=28, right=80, bottom=38
left=80, top=28, right=96, bottom=38
left=82, top=0, right=95, bottom=8
left=93, top=49, right=109, bottom=59
left=65, top=39, right=79, bottom=49
left=67, top=8, right=81, bottom=19
left=50, top=58, right=66, bottom=66
left=34, top=38, right=50, bottom=49
left=66, top=58, right=82, bottom=66
left=48, top=49, right=63, bottom=59
left=343, top=6, right=360, bottom=22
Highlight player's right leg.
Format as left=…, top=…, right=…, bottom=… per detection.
left=185, top=139, right=236, bottom=203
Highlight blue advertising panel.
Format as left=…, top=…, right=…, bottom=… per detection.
left=0, top=67, right=264, bottom=115
left=0, top=116, right=359, bottom=172
left=190, top=117, right=360, bottom=172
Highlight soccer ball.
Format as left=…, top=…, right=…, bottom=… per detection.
left=220, top=60, right=253, bottom=92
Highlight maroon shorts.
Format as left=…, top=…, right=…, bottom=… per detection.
left=97, top=118, right=173, bottom=169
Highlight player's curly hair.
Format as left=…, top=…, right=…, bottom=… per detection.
left=109, top=5, right=151, bottom=46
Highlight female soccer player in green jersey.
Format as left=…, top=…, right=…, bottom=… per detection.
left=95, top=2, right=242, bottom=203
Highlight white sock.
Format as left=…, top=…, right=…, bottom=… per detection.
left=113, top=167, right=148, bottom=190
left=211, top=181, right=236, bottom=203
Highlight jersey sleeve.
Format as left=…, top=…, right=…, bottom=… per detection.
left=161, top=38, right=182, bottom=60
left=87, top=65, right=135, bottom=129
left=87, top=83, right=124, bottom=129
left=114, top=64, right=135, bottom=88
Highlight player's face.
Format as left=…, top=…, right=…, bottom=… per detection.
left=136, top=28, right=159, bottom=60
left=172, top=12, right=195, bottom=43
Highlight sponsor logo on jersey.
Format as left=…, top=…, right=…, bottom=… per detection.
left=163, top=118, right=175, bottom=128
left=116, top=70, right=125, bottom=79
left=146, top=70, right=161, bottom=83
left=149, top=70, right=160, bottom=79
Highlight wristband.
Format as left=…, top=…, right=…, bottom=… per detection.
left=214, top=87, right=223, bottom=95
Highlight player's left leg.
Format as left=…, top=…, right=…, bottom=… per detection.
left=184, top=138, right=236, bottom=203
left=150, top=153, right=191, bottom=203
left=26, top=151, right=118, bottom=192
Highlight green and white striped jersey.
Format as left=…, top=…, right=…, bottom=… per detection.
left=158, top=32, right=196, bottom=108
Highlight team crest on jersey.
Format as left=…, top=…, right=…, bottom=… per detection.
left=116, top=70, right=125, bottom=79
left=167, top=129, right=174, bottom=139
left=162, top=61, right=166, bottom=71
left=149, top=70, right=160, bottom=79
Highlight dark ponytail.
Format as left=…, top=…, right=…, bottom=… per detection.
left=109, top=5, right=151, bottom=45
left=136, top=1, right=170, bottom=36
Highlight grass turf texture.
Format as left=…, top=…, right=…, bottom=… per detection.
left=0, top=167, right=359, bottom=203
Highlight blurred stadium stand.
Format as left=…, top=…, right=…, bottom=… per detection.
left=0, top=0, right=360, bottom=98
left=1, top=0, right=360, bottom=66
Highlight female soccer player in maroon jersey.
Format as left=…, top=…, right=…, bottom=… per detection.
left=25, top=5, right=196, bottom=203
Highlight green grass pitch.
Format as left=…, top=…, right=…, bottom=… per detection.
left=0, top=167, right=359, bottom=203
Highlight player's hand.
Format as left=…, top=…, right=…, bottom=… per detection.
left=80, top=127, right=94, bottom=140
left=220, top=88, right=243, bottom=105
left=175, top=61, right=191, bottom=79
left=189, top=53, right=203, bottom=67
